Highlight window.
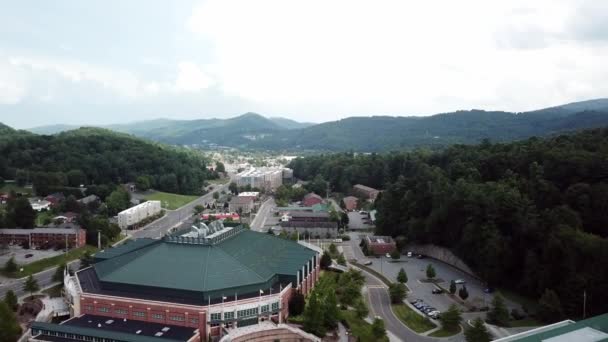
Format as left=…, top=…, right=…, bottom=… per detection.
left=190, top=318, right=199, bottom=324
left=152, top=313, right=163, bottom=320
left=98, top=307, right=110, bottom=313
left=261, top=305, right=269, bottom=313
left=170, top=315, right=185, bottom=322
left=115, top=309, right=127, bottom=314
left=237, top=308, right=258, bottom=318
left=210, top=312, right=221, bottom=321
left=133, top=311, right=145, bottom=317
left=271, top=302, right=279, bottom=311
left=224, top=311, right=234, bottom=320
left=85, top=305, right=93, bottom=312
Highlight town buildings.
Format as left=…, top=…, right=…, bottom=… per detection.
left=237, top=191, right=259, bottom=202
left=229, top=196, right=254, bottom=214
left=37, top=223, right=321, bottom=342
left=364, top=235, right=397, bottom=255
left=302, top=193, right=323, bottom=207
left=342, top=196, right=358, bottom=211
left=235, top=167, right=292, bottom=191
left=0, top=227, right=86, bottom=248
left=279, top=212, right=339, bottom=238
left=353, top=184, right=380, bottom=201
left=29, top=198, right=52, bottom=212
left=117, top=201, right=162, bottom=229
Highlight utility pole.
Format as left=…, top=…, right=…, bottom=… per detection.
left=583, top=290, right=587, bottom=319
left=97, top=231, right=101, bottom=249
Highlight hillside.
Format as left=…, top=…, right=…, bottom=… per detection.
left=0, top=126, right=215, bottom=195
left=290, top=128, right=608, bottom=319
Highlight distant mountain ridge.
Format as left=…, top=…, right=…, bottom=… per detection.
left=25, top=98, right=608, bottom=151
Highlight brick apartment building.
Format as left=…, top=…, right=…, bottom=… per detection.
left=365, top=235, right=397, bottom=255
left=0, top=227, right=86, bottom=248
left=353, top=184, right=380, bottom=201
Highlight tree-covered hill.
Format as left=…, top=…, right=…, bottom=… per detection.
left=289, top=128, right=608, bottom=319
left=0, top=126, right=215, bottom=195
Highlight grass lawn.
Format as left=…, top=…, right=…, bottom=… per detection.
left=207, top=177, right=230, bottom=185
left=36, top=210, right=55, bottom=226
left=341, top=310, right=389, bottom=342
left=350, top=261, right=392, bottom=287
left=42, top=284, right=63, bottom=298
left=391, top=304, right=437, bottom=333
left=143, top=191, right=198, bottom=210
left=0, top=183, right=33, bottom=195
left=429, top=326, right=461, bottom=337
left=508, top=317, right=543, bottom=327
left=2, top=245, right=98, bottom=278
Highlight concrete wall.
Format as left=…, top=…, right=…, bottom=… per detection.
left=406, top=243, right=479, bottom=278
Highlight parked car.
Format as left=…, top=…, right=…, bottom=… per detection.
left=385, top=253, right=391, bottom=258
left=416, top=254, right=424, bottom=259
left=410, top=299, right=421, bottom=304
left=454, top=279, right=466, bottom=284
left=432, top=288, right=443, bottom=294
left=407, top=252, right=413, bottom=257
left=359, top=211, right=368, bottom=215
left=24, top=253, right=33, bottom=258
left=363, top=260, right=373, bottom=266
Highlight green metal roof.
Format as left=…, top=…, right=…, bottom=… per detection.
left=94, top=238, right=158, bottom=261
left=31, top=322, right=185, bottom=342
left=499, top=313, right=608, bottom=342
left=94, top=229, right=316, bottom=294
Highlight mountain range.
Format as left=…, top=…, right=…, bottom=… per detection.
left=26, top=98, right=608, bottom=151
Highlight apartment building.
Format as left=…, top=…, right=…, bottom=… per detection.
left=117, top=201, right=162, bottom=229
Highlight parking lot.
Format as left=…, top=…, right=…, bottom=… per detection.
left=0, top=245, right=64, bottom=266
left=347, top=211, right=374, bottom=230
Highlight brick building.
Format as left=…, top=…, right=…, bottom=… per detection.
left=49, top=225, right=321, bottom=341
left=0, top=227, right=86, bottom=248
left=365, top=235, right=397, bottom=255
left=342, top=196, right=358, bottom=211
left=302, top=193, right=323, bottom=207
left=353, top=184, right=380, bottom=201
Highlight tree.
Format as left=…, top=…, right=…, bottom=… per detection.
left=229, top=182, right=238, bottom=194
left=303, top=291, right=325, bottom=336
left=24, top=275, right=40, bottom=297
left=337, top=253, right=346, bottom=266
left=320, top=251, right=332, bottom=269
left=397, top=268, right=408, bottom=283
left=487, top=293, right=510, bottom=326
left=53, top=262, right=67, bottom=283
left=15, top=169, right=28, bottom=186
left=390, top=249, right=400, bottom=260
left=288, top=292, right=305, bottom=316
left=215, top=162, right=226, bottom=173
left=371, top=317, right=387, bottom=339
left=0, top=301, right=22, bottom=342
left=459, top=285, right=469, bottom=300
left=7, top=197, right=35, bottom=228
left=80, top=251, right=93, bottom=269
left=213, top=191, right=219, bottom=200
left=4, top=290, right=18, bottom=312
left=464, top=317, right=491, bottom=342
left=439, top=304, right=462, bottom=331
left=354, top=299, right=369, bottom=319
left=426, top=264, right=436, bottom=280
left=4, top=257, right=18, bottom=274
left=449, top=280, right=457, bottom=294
left=67, top=169, right=87, bottom=187
left=135, top=175, right=151, bottom=191
left=389, top=283, right=407, bottom=304
left=106, top=187, right=131, bottom=216
left=322, top=289, right=339, bottom=329
left=193, top=205, right=205, bottom=214
left=537, top=289, right=564, bottom=323
left=328, top=243, right=338, bottom=255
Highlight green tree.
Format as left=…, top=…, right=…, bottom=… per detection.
left=0, top=301, right=22, bottom=342
left=449, top=280, right=457, bottom=294
left=328, top=243, right=338, bottom=255
left=4, top=290, right=18, bottom=312
left=15, top=169, right=28, bottom=186
left=537, top=289, right=564, bottom=323
left=213, top=191, right=219, bottom=200
left=303, top=291, right=325, bottom=337
left=53, top=262, right=67, bottom=283
left=135, top=175, right=151, bottom=191
left=426, top=264, right=436, bottom=279
left=67, top=169, right=87, bottom=187
left=288, top=292, right=305, bottom=316
left=337, top=253, right=346, bottom=266
left=389, top=283, right=407, bottom=303
left=7, top=197, right=35, bottom=228
left=24, top=275, right=40, bottom=297
left=215, top=162, right=226, bottom=173
left=459, top=285, right=469, bottom=300
left=193, top=205, right=205, bottom=214
left=106, top=187, right=131, bottom=216
left=464, top=317, right=491, bottom=342
left=390, top=249, right=401, bottom=260
left=397, top=268, right=408, bottom=283
left=371, top=317, right=387, bottom=339
left=4, top=257, right=18, bottom=274
left=354, top=299, right=369, bottom=319
left=322, top=289, right=340, bottom=329
left=487, top=293, right=510, bottom=326
left=229, top=182, right=238, bottom=194
left=439, top=304, right=462, bottom=331
left=320, top=251, right=332, bottom=269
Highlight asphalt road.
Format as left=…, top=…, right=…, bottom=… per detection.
left=0, top=260, right=81, bottom=300
left=131, top=183, right=230, bottom=239
left=250, top=198, right=276, bottom=232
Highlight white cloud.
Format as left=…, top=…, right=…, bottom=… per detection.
left=174, top=61, right=214, bottom=92
left=188, top=0, right=608, bottom=117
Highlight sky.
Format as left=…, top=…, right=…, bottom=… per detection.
left=0, top=0, right=607, bottom=129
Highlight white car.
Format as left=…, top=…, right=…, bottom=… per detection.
left=407, top=252, right=413, bottom=257
left=454, top=279, right=466, bottom=284
left=386, top=253, right=391, bottom=258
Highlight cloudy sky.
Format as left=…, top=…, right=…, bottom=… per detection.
left=1, top=0, right=607, bottom=128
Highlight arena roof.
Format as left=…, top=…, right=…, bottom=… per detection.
left=92, top=229, right=316, bottom=295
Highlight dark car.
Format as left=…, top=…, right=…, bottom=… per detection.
left=416, top=254, right=425, bottom=259
left=484, top=287, right=495, bottom=294
left=25, top=253, right=34, bottom=258
left=432, top=288, right=443, bottom=294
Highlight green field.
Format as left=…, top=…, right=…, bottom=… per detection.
left=391, top=304, right=437, bottom=333
left=429, top=326, right=461, bottom=337
left=2, top=245, right=98, bottom=278
left=36, top=211, right=55, bottom=226
left=341, top=310, right=389, bottom=342
left=143, top=191, right=198, bottom=210
left=0, top=183, right=33, bottom=195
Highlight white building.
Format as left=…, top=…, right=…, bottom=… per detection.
left=29, top=198, right=52, bottom=212
left=235, top=167, right=285, bottom=191
left=117, top=201, right=162, bottom=229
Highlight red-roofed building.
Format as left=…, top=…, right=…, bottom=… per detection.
left=342, top=196, right=358, bottom=211
left=201, top=213, right=240, bottom=221
left=302, top=193, right=323, bottom=207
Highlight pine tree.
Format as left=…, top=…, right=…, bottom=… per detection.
left=389, top=283, right=407, bottom=304
left=4, top=290, right=18, bottom=311
left=24, top=274, right=40, bottom=298
left=0, top=302, right=22, bottom=342
left=464, top=317, right=491, bottom=342
left=354, top=299, right=369, bottom=319
left=337, top=253, right=346, bottom=266
left=397, top=268, right=408, bottom=283
left=426, top=264, right=436, bottom=279
left=459, top=285, right=469, bottom=300
left=449, top=280, right=457, bottom=294
left=439, top=304, right=462, bottom=331
left=372, top=317, right=387, bottom=339
left=390, top=249, right=400, bottom=260
left=320, top=251, right=332, bottom=269
left=487, top=293, right=510, bottom=326
left=4, top=256, right=18, bottom=274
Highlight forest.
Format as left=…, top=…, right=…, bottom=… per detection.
left=0, top=125, right=216, bottom=195
left=289, top=128, right=608, bottom=319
